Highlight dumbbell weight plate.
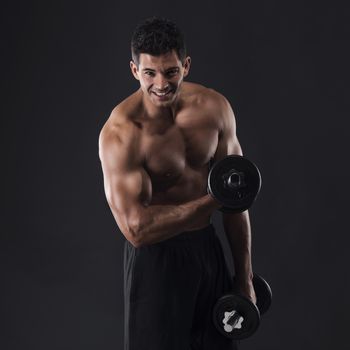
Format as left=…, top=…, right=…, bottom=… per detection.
left=208, top=155, right=262, bottom=212
left=253, top=274, right=272, bottom=315
left=212, top=294, right=260, bottom=340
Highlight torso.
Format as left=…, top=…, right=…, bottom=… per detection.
left=106, top=82, right=223, bottom=229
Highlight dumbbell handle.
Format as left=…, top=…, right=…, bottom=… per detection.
left=227, top=310, right=242, bottom=328
left=223, top=170, right=246, bottom=191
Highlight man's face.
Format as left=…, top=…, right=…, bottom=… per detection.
left=130, top=50, right=191, bottom=107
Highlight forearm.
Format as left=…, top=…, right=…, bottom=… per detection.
left=134, top=194, right=221, bottom=246
left=223, top=210, right=253, bottom=283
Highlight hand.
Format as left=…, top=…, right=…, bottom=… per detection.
left=235, top=279, right=257, bottom=305
left=206, top=193, right=224, bottom=210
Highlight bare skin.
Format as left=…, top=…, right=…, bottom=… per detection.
left=98, top=50, right=256, bottom=303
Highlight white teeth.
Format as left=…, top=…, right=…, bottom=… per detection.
left=153, top=91, right=170, bottom=96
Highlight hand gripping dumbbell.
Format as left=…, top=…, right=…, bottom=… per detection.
left=213, top=274, right=272, bottom=340
left=207, top=155, right=262, bottom=212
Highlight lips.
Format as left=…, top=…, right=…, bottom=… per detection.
left=151, top=89, right=173, bottom=97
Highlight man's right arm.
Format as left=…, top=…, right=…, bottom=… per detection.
left=98, top=122, right=220, bottom=248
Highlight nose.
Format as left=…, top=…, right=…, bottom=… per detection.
left=153, top=74, right=169, bottom=91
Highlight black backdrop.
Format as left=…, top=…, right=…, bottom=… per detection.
left=2, top=0, right=350, bottom=349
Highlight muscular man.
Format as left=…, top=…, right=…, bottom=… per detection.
left=99, top=17, right=256, bottom=350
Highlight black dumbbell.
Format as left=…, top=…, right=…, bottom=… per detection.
left=208, top=155, right=262, bottom=213
left=212, top=274, right=272, bottom=340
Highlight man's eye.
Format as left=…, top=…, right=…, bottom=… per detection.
left=145, top=71, right=155, bottom=76
left=167, top=70, right=178, bottom=77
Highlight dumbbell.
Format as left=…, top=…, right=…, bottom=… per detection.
left=212, top=274, right=272, bottom=340
left=208, top=155, right=262, bottom=212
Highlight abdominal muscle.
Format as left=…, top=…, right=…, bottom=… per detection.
left=149, top=164, right=213, bottom=231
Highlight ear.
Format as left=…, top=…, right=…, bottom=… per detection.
left=130, top=60, right=140, bottom=80
left=183, top=56, right=191, bottom=78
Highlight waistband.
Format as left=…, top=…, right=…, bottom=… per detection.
left=162, top=223, right=216, bottom=243
left=124, top=224, right=217, bottom=249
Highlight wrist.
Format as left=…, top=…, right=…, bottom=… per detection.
left=234, top=272, right=254, bottom=285
left=206, top=193, right=223, bottom=210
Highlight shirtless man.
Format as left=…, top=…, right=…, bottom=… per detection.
left=99, top=17, right=256, bottom=350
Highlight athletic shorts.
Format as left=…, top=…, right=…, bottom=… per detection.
left=123, top=224, right=238, bottom=350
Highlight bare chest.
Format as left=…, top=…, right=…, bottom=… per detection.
left=140, top=121, right=219, bottom=195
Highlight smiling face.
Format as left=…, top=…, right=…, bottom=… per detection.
left=130, top=50, right=191, bottom=108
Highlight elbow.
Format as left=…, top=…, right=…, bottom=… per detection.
left=129, top=239, right=144, bottom=248
left=107, top=199, right=147, bottom=248
left=126, top=219, right=145, bottom=248
left=128, top=233, right=144, bottom=248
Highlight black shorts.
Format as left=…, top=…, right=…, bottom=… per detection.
left=123, top=224, right=238, bottom=350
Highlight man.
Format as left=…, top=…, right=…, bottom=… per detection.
left=98, top=17, right=256, bottom=350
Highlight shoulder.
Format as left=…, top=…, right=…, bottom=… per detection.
left=100, top=91, right=142, bottom=142
left=98, top=92, right=143, bottom=162
left=203, top=87, right=235, bottom=133
left=182, top=82, right=234, bottom=131
left=183, top=82, right=231, bottom=111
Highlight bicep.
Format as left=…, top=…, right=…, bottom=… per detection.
left=213, top=97, right=242, bottom=161
left=103, top=167, right=151, bottom=216
left=99, top=130, right=152, bottom=234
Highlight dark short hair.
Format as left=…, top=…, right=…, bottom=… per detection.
left=131, top=17, right=186, bottom=67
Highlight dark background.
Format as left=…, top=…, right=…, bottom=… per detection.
left=2, top=0, right=350, bottom=349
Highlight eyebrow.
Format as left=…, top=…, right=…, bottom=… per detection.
left=142, top=67, right=179, bottom=72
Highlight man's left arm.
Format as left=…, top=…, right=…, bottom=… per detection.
left=212, top=93, right=257, bottom=304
